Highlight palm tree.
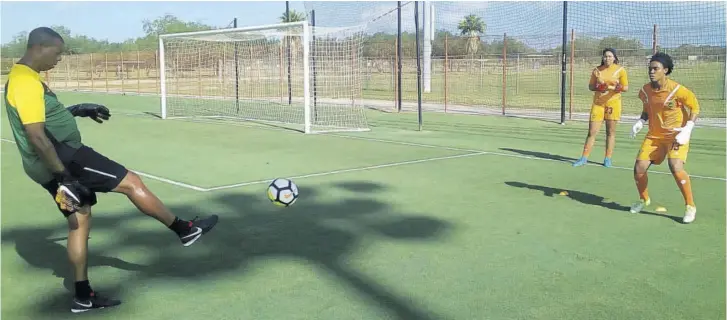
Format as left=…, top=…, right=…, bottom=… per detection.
left=279, top=9, right=306, bottom=23
left=279, top=9, right=306, bottom=64
left=457, top=14, right=485, bottom=56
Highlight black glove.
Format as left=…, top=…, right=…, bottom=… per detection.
left=53, top=170, right=92, bottom=213
left=67, top=103, right=111, bottom=123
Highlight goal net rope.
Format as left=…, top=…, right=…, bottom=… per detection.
left=159, top=21, right=370, bottom=134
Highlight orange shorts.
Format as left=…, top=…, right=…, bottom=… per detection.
left=636, top=137, right=690, bottom=165
left=589, top=100, right=622, bottom=122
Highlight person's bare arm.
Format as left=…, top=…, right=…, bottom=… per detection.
left=23, top=122, right=68, bottom=175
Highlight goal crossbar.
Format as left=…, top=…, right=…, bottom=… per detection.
left=159, top=21, right=308, bottom=40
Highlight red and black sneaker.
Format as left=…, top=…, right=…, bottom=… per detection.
left=70, top=291, right=121, bottom=313
left=179, top=215, right=219, bottom=247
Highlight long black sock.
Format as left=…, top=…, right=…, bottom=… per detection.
left=75, top=280, right=93, bottom=300
left=168, top=217, right=191, bottom=236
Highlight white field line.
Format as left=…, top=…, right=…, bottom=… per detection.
left=1, top=138, right=207, bottom=191
left=326, top=134, right=727, bottom=182
left=203, top=152, right=488, bottom=191
left=164, top=116, right=726, bottom=183
left=5, top=127, right=724, bottom=194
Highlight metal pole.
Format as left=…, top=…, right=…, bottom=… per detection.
left=233, top=18, right=240, bottom=114
left=569, top=29, right=575, bottom=120
left=397, top=1, right=403, bottom=112
left=286, top=1, right=292, bottom=105
left=415, top=1, right=423, bottom=131
left=312, top=10, right=317, bottom=108
left=652, top=24, right=658, bottom=55
left=560, top=1, right=568, bottom=124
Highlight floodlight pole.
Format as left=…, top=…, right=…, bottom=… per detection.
left=559, top=1, right=568, bottom=125
left=397, top=1, right=403, bottom=112
left=415, top=1, right=423, bottom=131
left=234, top=18, right=240, bottom=114
left=286, top=1, right=292, bottom=105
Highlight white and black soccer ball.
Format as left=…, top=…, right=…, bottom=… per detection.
left=267, top=178, right=299, bottom=207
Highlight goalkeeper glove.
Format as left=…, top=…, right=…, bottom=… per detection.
left=631, top=119, right=645, bottom=138
left=614, top=83, right=624, bottom=93
left=595, top=82, right=608, bottom=92
left=673, top=120, right=695, bottom=145
left=67, top=103, right=111, bottom=123
left=53, top=170, right=92, bottom=213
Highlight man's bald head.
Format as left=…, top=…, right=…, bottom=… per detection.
left=27, top=27, right=64, bottom=49
left=23, top=27, right=65, bottom=72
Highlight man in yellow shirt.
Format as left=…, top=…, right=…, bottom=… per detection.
left=629, top=52, right=699, bottom=224
left=573, top=48, right=629, bottom=168
left=4, top=27, right=219, bottom=313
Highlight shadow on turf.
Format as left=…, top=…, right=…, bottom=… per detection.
left=2, top=181, right=452, bottom=320
left=499, top=148, right=582, bottom=164
left=504, top=181, right=683, bottom=223
left=371, top=116, right=586, bottom=145
left=498, top=148, right=610, bottom=166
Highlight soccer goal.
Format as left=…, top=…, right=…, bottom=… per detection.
left=158, top=21, right=370, bottom=134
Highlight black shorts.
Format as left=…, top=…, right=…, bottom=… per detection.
left=41, top=145, right=128, bottom=217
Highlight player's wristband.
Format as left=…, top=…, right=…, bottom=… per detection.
left=683, top=120, right=695, bottom=131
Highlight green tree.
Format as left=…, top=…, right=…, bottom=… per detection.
left=279, top=9, right=307, bottom=63
left=457, top=14, right=485, bottom=56
left=279, top=9, right=306, bottom=23
left=0, top=15, right=216, bottom=58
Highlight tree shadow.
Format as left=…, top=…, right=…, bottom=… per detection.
left=504, top=181, right=682, bottom=223
left=11, top=229, right=145, bottom=293
left=2, top=181, right=453, bottom=319
left=334, top=181, right=387, bottom=193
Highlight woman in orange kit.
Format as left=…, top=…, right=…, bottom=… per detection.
left=573, top=48, right=629, bottom=168
left=629, top=52, right=699, bottom=224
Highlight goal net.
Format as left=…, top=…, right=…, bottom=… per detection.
left=159, top=21, right=370, bottom=134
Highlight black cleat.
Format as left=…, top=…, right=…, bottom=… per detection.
left=179, top=215, right=218, bottom=247
left=70, top=292, right=121, bottom=313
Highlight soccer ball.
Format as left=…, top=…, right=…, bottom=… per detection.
left=267, top=178, right=299, bottom=207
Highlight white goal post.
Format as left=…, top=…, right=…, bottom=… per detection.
left=158, top=21, right=370, bottom=134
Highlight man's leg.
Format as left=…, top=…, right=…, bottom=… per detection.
left=68, top=145, right=218, bottom=246
left=42, top=181, right=121, bottom=313
left=112, top=171, right=176, bottom=226
left=65, top=206, right=122, bottom=313
left=111, top=171, right=217, bottom=245
left=67, top=206, right=91, bottom=298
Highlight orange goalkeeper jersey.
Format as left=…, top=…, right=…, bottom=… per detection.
left=638, top=79, right=700, bottom=140
left=590, top=63, right=628, bottom=106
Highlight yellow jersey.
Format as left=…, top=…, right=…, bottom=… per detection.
left=4, top=63, right=82, bottom=184
left=589, top=63, right=628, bottom=106
left=638, top=79, right=699, bottom=140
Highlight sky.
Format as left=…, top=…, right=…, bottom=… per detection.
left=1, top=1, right=725, bottom=48
left=0, top=1, right=308, bottom=44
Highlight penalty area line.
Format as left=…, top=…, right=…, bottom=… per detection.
left=1, top=138, right=208, bottom=192
left=203, top=151, right=488, bottom=192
